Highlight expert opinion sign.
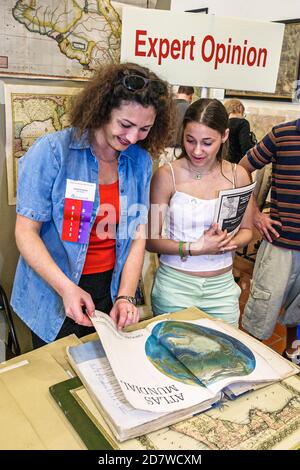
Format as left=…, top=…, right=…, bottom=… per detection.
left=121, top=9, right=284, bottom=92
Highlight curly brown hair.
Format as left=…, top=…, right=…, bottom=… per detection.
left=70, top=62, right=176, bottom=158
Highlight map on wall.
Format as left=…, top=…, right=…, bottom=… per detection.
left=4, top=84, right=82, bottom=205
left=246, top=105, right=300, bottom=142
left=0, top=0, right=121, bottom=80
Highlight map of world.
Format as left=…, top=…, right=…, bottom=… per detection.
left=0, top=0, right=121, bottom=80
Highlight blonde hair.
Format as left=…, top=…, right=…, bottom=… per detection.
left=224, top=98, right=245, bottom=115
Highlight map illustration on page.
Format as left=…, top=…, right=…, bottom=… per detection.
left=67, top=309, right=298, bottom=442
left=90, top=313, right=281, bottom=413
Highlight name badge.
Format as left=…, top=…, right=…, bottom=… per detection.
left=62, top=179, right=96, bottom=244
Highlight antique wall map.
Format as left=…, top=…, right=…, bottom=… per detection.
left=0, top=0, right=121, bottom=80
left=245, top=104, right=300, bottom=141
left=4, top=84, right=82, bottom=205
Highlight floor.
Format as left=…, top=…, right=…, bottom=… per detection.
left=233, top=236, right=286, bottom=355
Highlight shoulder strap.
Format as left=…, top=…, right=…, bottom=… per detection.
left=168, top=162, right=176, bottom=192
left=231, top=163, right=237, bottom=188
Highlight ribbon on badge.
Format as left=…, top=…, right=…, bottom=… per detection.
left=62, top=199, right=93, bottom=244
left=61, top=179, right=96, bottom=244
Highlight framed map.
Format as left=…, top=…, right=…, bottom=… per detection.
left=4, top=84, right=82, bottom=205
left=0, top=0, right=121, bottom=80
left=245, top=103, right=300, bottom=141
left=225, top=19, right=300, bottom=101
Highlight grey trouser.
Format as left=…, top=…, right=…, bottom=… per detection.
left=242, top=241, right=300, bottom=340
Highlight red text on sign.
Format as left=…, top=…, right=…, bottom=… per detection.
left=135, top=30, right=196, bottom=65
left=134, top=30, right=268, bottom=70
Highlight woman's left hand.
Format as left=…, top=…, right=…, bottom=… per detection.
left=110, top=299, right=140, bottom=330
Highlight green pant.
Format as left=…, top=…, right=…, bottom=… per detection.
left=151, top=263, right=241, bottom=327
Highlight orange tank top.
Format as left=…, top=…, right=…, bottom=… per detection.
left=82, top=180, right=120, bottom=274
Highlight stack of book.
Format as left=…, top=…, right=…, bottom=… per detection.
left=50, top=308, right=300, bottom=449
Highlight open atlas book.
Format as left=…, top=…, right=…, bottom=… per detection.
left=66, top=308, right=299, bottom=442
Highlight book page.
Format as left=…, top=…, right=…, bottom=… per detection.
left=90, top=313, right=215, bottom=412
left=67, top=340, right=219, bottom=441
left=67, top=341, right=167, bottom=428
left=90, top=312, right=291, bottom=412
left=214, top=181, right=256, bottom=233
left=213, top=320, right=298, bottom=378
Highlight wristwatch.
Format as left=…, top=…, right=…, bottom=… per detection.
left=114, top=295, right=137, bottom=306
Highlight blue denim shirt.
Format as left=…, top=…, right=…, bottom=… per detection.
left=11, top=128, right=152, bottom=342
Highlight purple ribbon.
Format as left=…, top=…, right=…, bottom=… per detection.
left=78, top=200, right=93, bottom=244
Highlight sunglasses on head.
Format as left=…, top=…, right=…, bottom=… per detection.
left=118, top=72, right=166, bottom=95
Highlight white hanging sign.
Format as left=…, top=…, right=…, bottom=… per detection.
left=121, top=9, right=284, bottom=92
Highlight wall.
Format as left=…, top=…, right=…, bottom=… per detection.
left=0, top=79, right=21, bottom=354
left=170, top=0, right=300, bottom=21
left=0, top=78, right=79, bottom=353
left=155, top=0, right=171, bottom=9
left=0, top=81, right=18, bottom=296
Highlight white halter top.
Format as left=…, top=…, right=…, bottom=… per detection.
left=160, top=162, right=236, bottom=272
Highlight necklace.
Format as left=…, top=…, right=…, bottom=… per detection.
left=187, top=161, right=220, bottom=180
left=92, top=148, right=119, bottom=163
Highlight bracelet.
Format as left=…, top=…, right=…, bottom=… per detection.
left=114, top=295, right=137, bottom=306
left=188, top=243, right=192, bottom=256
left=179, top=241, right=188, bottom=261
left=179, top=241, right=184, bottom=258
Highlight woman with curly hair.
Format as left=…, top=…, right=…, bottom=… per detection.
left=12, top=62, right=175, bottom=347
